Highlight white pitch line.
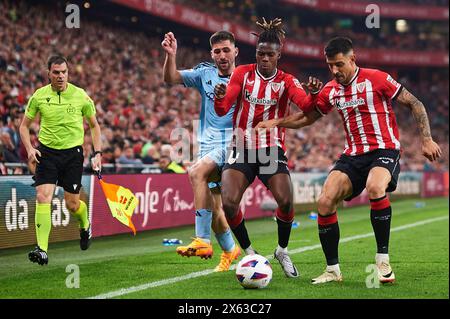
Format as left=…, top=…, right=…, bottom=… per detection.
left=89, top=215, right=448, bottom=299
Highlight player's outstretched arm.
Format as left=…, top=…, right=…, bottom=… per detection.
left=288, top=76, right=323, bottom=114
left=256, top=109, right=322, bottom=130
left=396, top=87, right=442, bottom=162
left=162, top=32, right=183, bottom=84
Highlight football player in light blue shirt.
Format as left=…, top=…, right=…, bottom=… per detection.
left=162, top=31, right=241, bottom=271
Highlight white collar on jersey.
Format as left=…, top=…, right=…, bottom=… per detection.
left=341, top=67, right=360, bottom=86
left=256, top=67, right=278, bottom=81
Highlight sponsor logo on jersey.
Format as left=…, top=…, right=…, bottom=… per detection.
left=244, top=90, right=277, bottom=105
left=205, top=91, right=215, bottom=101
left=335, top=98, right=365, bottom=110
left=246, top=79, right=255, bottom=85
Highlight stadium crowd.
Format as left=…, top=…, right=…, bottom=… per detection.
left=0, top=0, right=448, bottom=175
left=177, top=0, right=449, bottom=52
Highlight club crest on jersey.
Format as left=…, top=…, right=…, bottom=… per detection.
left=271, top=82, right=281, bottom=93
left=356, top=82, right=366, bottom=93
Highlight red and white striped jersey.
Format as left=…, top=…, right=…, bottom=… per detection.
left=315, top=67, right=403, bottom=156
left=214, top=63, right=313, bottom=150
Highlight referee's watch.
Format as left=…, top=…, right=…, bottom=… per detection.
left=93, top=150, right=103, bottom=156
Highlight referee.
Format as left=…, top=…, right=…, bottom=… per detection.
left=20, top=55, right=102, bottom=265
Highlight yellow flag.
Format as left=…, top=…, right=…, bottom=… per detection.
left=98, top=178, right=138, bottom=235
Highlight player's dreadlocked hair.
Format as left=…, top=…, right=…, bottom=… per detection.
left=252, top=17, right=286, bottom=47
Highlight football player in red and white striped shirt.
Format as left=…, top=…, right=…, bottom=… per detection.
left=256, top=37, right=442, bottom=284
left=214, top=18, right=321, bottom=278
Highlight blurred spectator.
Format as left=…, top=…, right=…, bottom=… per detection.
left=175, top=0, right=449, bottom=52
left=101, top=147, right=115, bottom=165
left=117, top=146, right=143, bottom=165
left=2, top=114, right=23, bottom=158
left=159, top=155, right=186, bottom=173
left=0, top=150, right=8, bottom=174
left=142, top=145, right=158, bottom=164
left=160, top=144, right=173, bottom=158
left=0, top=130, right=19, bottom=162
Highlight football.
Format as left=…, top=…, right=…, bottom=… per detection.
left=235, top=254, right=273, bottom=289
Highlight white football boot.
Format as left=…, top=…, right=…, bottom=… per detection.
left=376, top=254, right=395, bottom=284
left=311, top=265, right=343, bottom=285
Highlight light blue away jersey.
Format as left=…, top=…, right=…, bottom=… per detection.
left=180, top=62, right=234, bottom=152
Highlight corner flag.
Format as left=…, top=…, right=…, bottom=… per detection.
left=94, top=171, right=138, bottom=235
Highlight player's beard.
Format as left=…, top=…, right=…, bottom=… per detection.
left=218, top=60, right=231, bottom=75
left=334, top=73, right=345, bottom=84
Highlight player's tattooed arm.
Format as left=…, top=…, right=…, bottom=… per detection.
left=396, top=87, right=442, bottom=161
left=396, top=87, right=431, bottom=139
left=255, top=109, right=322, bottom=130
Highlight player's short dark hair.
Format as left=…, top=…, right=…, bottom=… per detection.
left=324, top=37, right=353, bottom=57
left=47, top=55, right=68, bottom=70
left=209, top=31, right=236, bottom=47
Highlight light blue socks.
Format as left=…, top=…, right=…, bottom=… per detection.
left=215, top=228, right=236, bottom=252
left=195, top=209, right=213, bottom=242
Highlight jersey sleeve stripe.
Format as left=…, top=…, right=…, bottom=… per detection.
left=391, top=84, right=403, bottom=100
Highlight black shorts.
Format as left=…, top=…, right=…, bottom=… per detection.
left=35, top=144, right=84, bottom=194
left=223, top=146, right=290, bottom=188
left=331, top=149, right=401, bottom=201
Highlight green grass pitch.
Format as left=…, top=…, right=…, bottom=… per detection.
left=0, top=197, right=448, bottom=299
